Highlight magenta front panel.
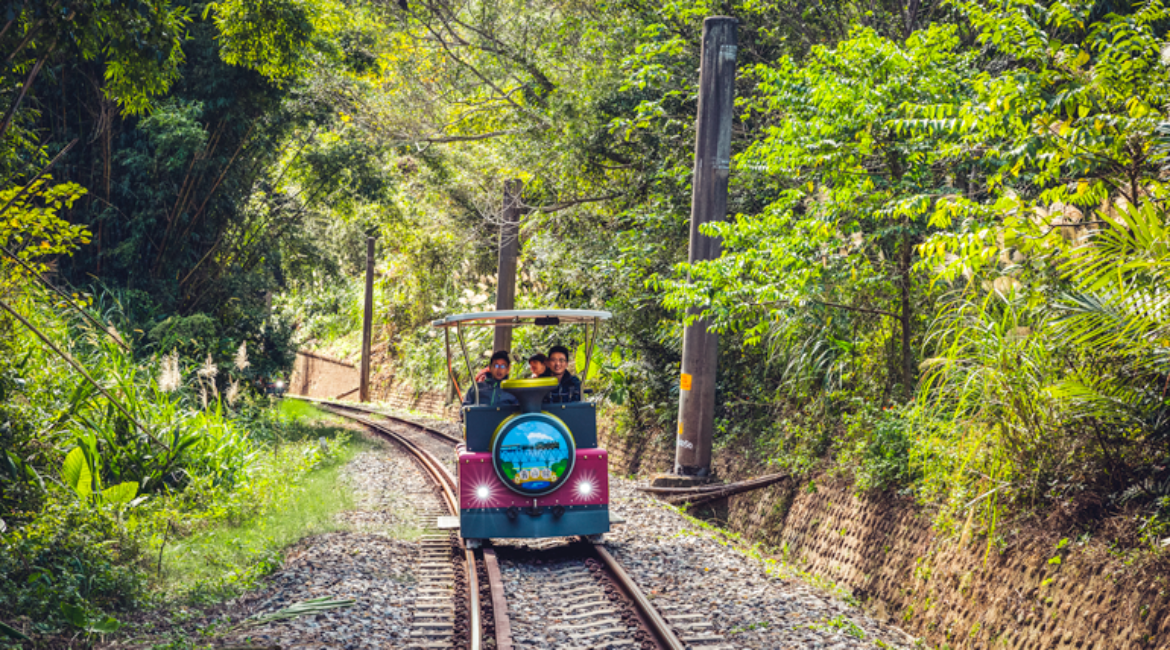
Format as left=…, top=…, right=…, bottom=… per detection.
left=458, top=449, right=609, bottom=510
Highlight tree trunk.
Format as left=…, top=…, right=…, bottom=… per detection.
left=900, top=215, right=914, bottom=400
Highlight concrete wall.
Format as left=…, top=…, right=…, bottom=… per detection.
left=288, top=351, right=360, bottom=399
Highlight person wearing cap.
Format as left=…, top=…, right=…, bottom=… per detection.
left=528, top=353, right=553, bottom=378
left=463, top=350, right=519, bottom=406
left=544, top=344, right=582, bottom=403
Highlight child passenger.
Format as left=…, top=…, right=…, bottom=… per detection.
left=528, top=353, right=552, bottom=378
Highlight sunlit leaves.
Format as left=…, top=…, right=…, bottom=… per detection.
left=918, top=0, right=1170, bottom=275
left=0, top=178, right=90, bottom=285
left=2, top=0, right=193, bottom=114
left=205, top=0, right=323, bottom=81
left=97, top=1, right=192, bottom=114
left=664, top=25, right=968, bottom=350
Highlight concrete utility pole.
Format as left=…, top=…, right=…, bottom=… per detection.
left=359, top=236, right=375, bottom=403
left=674, top=17, right=737, bottom=477
left=493, top=179, right=522, bottom=355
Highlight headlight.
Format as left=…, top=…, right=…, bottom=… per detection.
left=576, top=480, right=595, bottom=497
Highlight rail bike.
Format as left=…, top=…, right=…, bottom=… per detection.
left=431, top=309, right=612, bottom=548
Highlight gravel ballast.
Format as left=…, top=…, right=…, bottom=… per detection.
left=216, top=444, right=438, bottom=649
left=603, top=478, right=917, bottom=650
left=139, top=411, right=920, bottom=650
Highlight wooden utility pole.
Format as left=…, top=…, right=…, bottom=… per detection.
left=493, top=179, right=522, bottom=355
left=359, top=236, right=375, bottom=402
left=674, top=17, right=737, bottom=477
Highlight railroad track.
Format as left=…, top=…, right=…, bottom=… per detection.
left=295, top=395, right=714, bottom=650
left=297, top=396, right=462, bottom=445
left=309, top=402, right=481, bottom=650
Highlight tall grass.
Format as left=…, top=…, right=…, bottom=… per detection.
left=0, top=280, right=360, bottom=634
left=157, top=433, right=359, bottom=600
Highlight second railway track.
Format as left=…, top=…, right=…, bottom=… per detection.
left=300, top=396, right=701, bottom=650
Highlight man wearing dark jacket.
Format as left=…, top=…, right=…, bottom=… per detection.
left=463, top=350, right=519, bottom=406
left=545, top=345, right=582, bottom=403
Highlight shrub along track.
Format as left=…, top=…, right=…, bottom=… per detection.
left=297, top=396, right=704, bottom=650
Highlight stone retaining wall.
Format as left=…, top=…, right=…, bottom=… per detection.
left=290, top=350, right=459, bottom=419
left=599, top=425, right=1170, bottom=650
left=370, top=376, right=458, bottom=421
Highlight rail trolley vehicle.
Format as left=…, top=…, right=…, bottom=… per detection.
left=432, top=309, right=612, bottom=548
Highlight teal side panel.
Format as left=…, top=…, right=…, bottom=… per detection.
left=461, top=505, right=609, bottom=539
left=463, top=405, right=518, bottom=451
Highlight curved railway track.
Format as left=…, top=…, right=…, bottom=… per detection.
left=290, top=395, right=699, bottom=650
left=306, top=400, right=481, bottom=650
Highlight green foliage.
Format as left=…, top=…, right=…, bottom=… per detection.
left=841, top=402, right=919, bottom=493
left=0, top=178, right=90, bottom=282
left=157, top=431, right=356, bottom=599
left=0, top=268, right=356, bottom=632
left=60, top=443, right=142, bottom=507
left=148, top=313, right=219, bottom=358
left=1050, top=201, right=1170, bottom=426
left=662, top=24, right=972, bottom=397
left=0, top=498, right=144, bottom=625
left=60, top=602, right=122, bottom=634
left=1, top=1, right=192, bottom=116
left=205, top=0, right=320, bottom=81
left=917, top=291, right=1061, bottom=502
left=917, top=0, right=1170, bottom=281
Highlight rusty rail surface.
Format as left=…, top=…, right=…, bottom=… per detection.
left=481, top=547, right=513, bottom=650
left=587, top=539, right=687, bottom=650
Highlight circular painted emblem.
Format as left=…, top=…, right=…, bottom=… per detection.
left=491, top=413, right=576, bottom=496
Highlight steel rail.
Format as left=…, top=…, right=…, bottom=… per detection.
left=481, top=547, right=513, bottom=650
left=286, top=394, right=462, bottom=445
left=588, top=540, right=687, bottom=650
left=316, top=404, right=483, bottom=650
left=329, top=401, right=463, bottom=446
left=308, top=397, right=673, bottom=650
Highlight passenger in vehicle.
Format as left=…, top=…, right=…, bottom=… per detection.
left=544, top=345, right=582, bottom=403
left=528, top=352, right=552, bottom=378
left=463, top=350, right=519, bottom=406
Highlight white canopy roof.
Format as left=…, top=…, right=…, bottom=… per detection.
left=430, top=309, right=612, bottom=329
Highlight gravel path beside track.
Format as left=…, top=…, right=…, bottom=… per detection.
left=218, top=444, right=439, bottom=649
left=603, top=479, right=917, bottom=650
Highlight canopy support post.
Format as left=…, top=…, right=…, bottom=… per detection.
left=580, top=317, right=599, bottom=394
left=445, top=328, right=463, bottom=402
left=456, top=322, right=478, bottom=405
